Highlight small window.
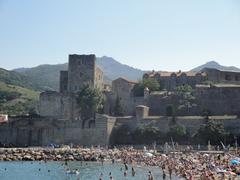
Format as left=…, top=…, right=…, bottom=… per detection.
left=225, top=74, right=231, bottom=81
left=235, top=76, right=239, bottom=81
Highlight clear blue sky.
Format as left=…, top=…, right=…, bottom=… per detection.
left=0, top=0, right=240, bottom=71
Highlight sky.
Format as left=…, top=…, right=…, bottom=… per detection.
left=0, top=0, right=240, bottom=71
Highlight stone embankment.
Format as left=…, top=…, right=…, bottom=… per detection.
left=0, top=148, right=102, bottom=161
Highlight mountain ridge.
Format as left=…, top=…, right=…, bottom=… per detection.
left=191, top=61, right=240, bottom=72
left=12, top=57, right=240, bottom=91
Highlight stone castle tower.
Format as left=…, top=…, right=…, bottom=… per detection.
left=60, top=54, right=103, bottom=93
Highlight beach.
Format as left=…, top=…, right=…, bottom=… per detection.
left=0, top=146, right=240, bottom=179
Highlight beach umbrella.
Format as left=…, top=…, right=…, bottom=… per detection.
left=230, top=159, right=240, bottom=165
left=145, top=152, right=154, bottom=157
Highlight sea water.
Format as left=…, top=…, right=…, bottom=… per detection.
left=0, top=161, right=179, bottom=180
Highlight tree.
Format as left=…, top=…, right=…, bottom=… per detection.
left=132, top=124, right=160, bottom=144
left=76, top=85, right=104, bottom=121
left=132, top=78, right=160, bottom=97
left=143, top=78, right=160, bottom=92
left=174, top=85, right=196, bottom=114
left=132, top=82, right=144, bottom=97
left=113, top=124, right=133, bottom=144
left=166, top=104, right=176, bottom=117
left=168, top=124, right=187, bottom=142
left=113, top=94, right=123, bottom=116
left=201, top=109, right=212, bottom=120
left=195, top=120, right=227, bottom=145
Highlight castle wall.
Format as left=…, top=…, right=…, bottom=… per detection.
left=114, top=115, right=240, bottom=136
left=111, top=78, right=141, bottom=115
left=194, top=85, right=240, bottom=115
left=0, top=114, right=117, bottom=146
left=95, top=67, right=104, bottom=90
left=145, top=86, right=240, bottom=116
left=59, top=71, right=68, bottom=93
left=38, top=91, right=76, bottom=120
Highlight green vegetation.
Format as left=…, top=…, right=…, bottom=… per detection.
left=168, top=124, right=187, bottom=142
left=0, top=68, right=43, bottom=91
left=112, top=124, right=133, bottom=144
left=174, top=85, right=196, bottom=113
left=113, top=94, right=124, bottom=116
left=132, top=78, right=160, bottom=97
left=0, top=82, right=39, bottom=116
left=166, top=104, right=176, bottom=117
left=132, top=124, right=161, bottom=144
left=194, top=120, right=227, bottom=145
left=76, top=85, right=104, bottom=120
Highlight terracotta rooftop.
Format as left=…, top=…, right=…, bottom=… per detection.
left=113, top=77, right=138, bottom=84
left=145, top=71, right=207, bottom=77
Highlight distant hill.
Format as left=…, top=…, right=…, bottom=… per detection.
left=14, top=64, right=68, bottom=91
left=191, top=61, right=240, bottom=72
left=0, top=81, right=39, bottom=116
left=97, top=56, right=144, bottom=83
left=14, top=56, right=145, bottom=91
left=0, top=68, right=43, bottom=91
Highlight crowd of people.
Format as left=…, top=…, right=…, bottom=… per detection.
left=95, top=146, right=240, bottom=179
left=1, top=145, right=240, bottom=179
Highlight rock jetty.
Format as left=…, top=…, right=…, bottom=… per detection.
left=0, top=148, right=103, bottom=161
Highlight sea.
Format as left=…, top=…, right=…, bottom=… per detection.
left=0, top=161, right=179, bottom=180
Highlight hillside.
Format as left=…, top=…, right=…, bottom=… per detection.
left=14, top=56, right=145, bottom=91
left=191, top=61, right=240, bottom=72
left=0, top=81, right=39, bottom=116
left=0, top=68, right=43, bottom=91
left=14, top=64, right=68, bottom=91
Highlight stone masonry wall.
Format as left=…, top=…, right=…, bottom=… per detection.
left=67, top=54, right=96, bottom=93
left=0, top=114, right=116, bottom=147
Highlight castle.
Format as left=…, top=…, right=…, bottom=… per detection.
left=0, top=54, right=240, bottom=147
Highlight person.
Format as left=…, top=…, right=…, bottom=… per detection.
left=162, top=170, right=166, bottom=179
left=148, top=171, right=153, bottom=180
left=99, top=172, right=103, bottom=180
left=169, top=166, right=172, bottom=179
left=124, top=163, right=128, bottom=171
left=110, top=176, right=114, bottom=180
left=131, top=167, right=136, bottom=176
left=124, top=170, right=127, bottom=177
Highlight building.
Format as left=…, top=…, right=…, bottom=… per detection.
left=39, top=54, right=104, bottom=120
left=60, top=54, right=103, bottom=93
left=143, top=70, right=207, bottom=90
left=203, top=68, right=240, bottom=84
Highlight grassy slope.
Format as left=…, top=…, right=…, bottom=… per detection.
left=0, top=82, right=39, bottom=116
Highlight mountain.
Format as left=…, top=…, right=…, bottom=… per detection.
left=97, top=56, right=144, bottom=83
left=191, top=61, right=240, bottom=72
left=14, top=64, right=68, bottom=91
left=14, top=56, right=145, bottom=91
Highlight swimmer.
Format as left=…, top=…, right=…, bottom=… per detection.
left=124, top=170, right=127, bottom=177
left=131, top=167, right=136, bottom=176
